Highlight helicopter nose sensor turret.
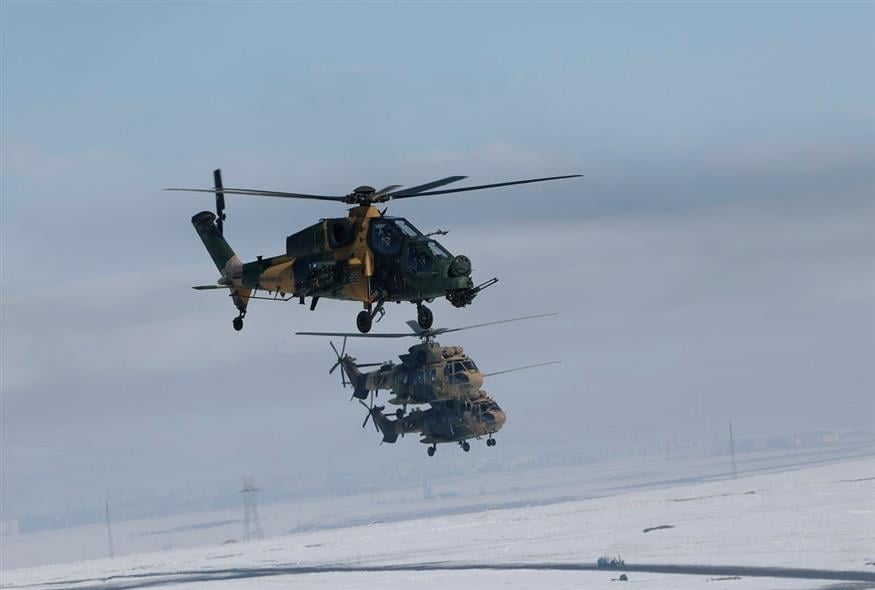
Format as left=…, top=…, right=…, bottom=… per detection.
left=449, top=255, right=472, bottom=277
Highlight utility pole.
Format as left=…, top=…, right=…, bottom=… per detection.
left=104, top=499, right=115, bottom=558
left=729, top=421, right=738, bottom=479
left=240, top=478, right=264, bottom=542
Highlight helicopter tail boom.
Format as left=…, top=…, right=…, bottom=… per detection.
left=359, top=402, right=399, bottom=444
left=192, top=211, right=250, bottom=328
left=371, top=407, right=399, bottom=444
left=340, top=357, right=370, bottom=398
left=191, top=211, right=241, bottom=275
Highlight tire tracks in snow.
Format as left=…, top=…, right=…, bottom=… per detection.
left=17, top=561, right=875, bottom=589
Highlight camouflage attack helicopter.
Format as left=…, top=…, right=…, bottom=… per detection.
left=298, top=314, right=559, bottom=455
left=169, top=170, right=579, bottom=333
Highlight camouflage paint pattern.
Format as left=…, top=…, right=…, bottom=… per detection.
left=191, top=205, right=476, bottom=317
left=366, top=391, right=506, bottom=445
left=339, top=340, right=485, bottom=405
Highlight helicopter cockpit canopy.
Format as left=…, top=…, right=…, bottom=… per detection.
left=368, top=219, right=400, bottom=255
left=444, top=359, right=479, bottom=384
left=475, top=398, right=501, bottom=414
left=368, top=217, right=452, bottom=261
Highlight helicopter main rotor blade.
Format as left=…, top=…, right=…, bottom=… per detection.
left=297, top=313, right=557, bottom=340
left=387, top=175, right=581, bottom=199
left=385, top=176, right=468, bottom=198
left=483, top=360, right=562, bottom=378
left=373, top=184, right=403, bottom=197
left=164, top=187, right=347, bottom=202
left=434, top=313, right=558, bottom=336
left=213, top=169, right=226, bottom=236
left=358, top=400, right=372, bottom=429
left=297, top=331, right=415, bottom=338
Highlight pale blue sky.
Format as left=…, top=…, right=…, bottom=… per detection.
left=3, top=1, right=873, bottom=287
left=1, top=1, right=873, bottom=546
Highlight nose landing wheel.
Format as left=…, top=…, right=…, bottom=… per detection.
left=416, top=303, right=433, bottom=330
left=356, top=300, right=385, bottom=334
left=356, top=310, right=372, bottom=333
left=232, top=310, right=246, bottom=332
left=460, top=441, right=470, bottom=452
left=427, top=445, right=436, bottom=457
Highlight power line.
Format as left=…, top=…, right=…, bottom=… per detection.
left=104, top=498, right=115, bottom=558
left=729, top=421, right=738, bottom=479
left=240, top=477, right=264, bottom=542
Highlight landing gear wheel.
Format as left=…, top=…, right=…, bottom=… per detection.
left=356, top=310, right=373, bottom=334
left=487, top=438, right=496, bottom=447
left=232, top=316, right=244, bottom=332
left=461, top=441, right=470, bottom=452
left=417, top=304, right=433, bottom=330
left=427, top=446, right=435, bottom=457
left=396, top=408, right=405, bottom=419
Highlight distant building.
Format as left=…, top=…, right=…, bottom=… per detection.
left=794, top=430, right=841, bottom=447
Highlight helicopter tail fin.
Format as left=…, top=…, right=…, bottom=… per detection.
left=191, top=211, right=240, bottom=276
left=341, top=358, right=369, bottom=398
left=372, top=408, right=399, bottom=444
left=192, top=211, right=250, bottom=320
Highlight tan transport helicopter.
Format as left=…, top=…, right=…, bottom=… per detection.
left=298, top=314, right=559, bottom=455
left=168, top=170, right=579, bottom=333
left=357, top=393, right=507, bottom=455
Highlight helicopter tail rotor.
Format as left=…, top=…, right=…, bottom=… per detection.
left=358, top=399, right=383, bottom=432
left=213, top=169, right=226, bottom=236
left=329, top=337, right=349, bottom=387
left=358, top=399, right=398, bottom=443
left=329, top=338, right=382, bottom=398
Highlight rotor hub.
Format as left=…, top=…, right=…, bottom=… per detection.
left=345, top=185, right=379, bottom=205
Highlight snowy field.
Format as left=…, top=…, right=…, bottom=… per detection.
left=2, top=455, right=873, bottom=589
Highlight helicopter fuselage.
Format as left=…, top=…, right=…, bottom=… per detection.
left=343, top=341, right=485, bottom=404
left=369, top=391, right=506, bottom=445
left=196, top=206, right=475, bottom=305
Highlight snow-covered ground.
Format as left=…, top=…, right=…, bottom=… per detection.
left=3, top=455, right=873, bottom=589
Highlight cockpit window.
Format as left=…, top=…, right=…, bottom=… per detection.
left=368, top=219, right=403, bottom=256
left=406, top=243, right=433, bottom=274
left=449, top=373, right=469, bottom=384
left=445, top=361, right=478, bottom=376
left=393, top=218, right=423, bottom=238
left=427, top=240, right=451, bottom=260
